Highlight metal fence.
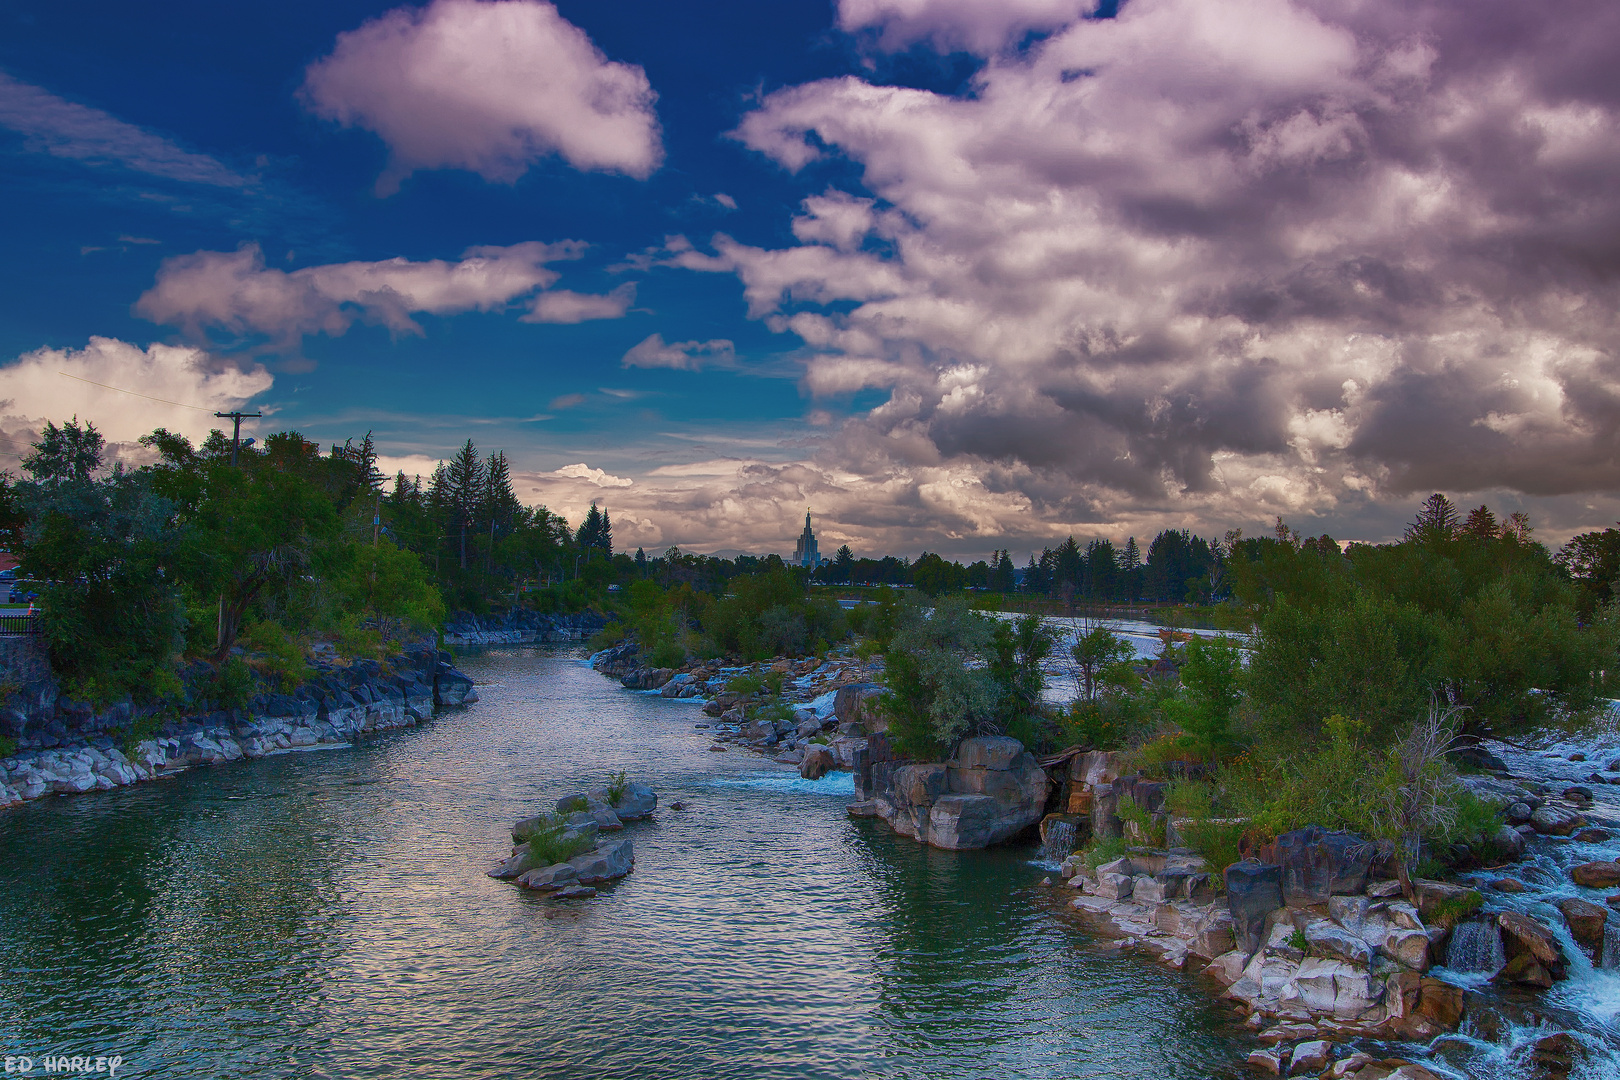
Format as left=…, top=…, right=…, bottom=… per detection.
left=0, top=611, right=39, bottom=635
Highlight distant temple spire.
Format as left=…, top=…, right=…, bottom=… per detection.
left=793, top=508, right=822, bottom=568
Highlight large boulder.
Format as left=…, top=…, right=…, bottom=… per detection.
left=604, top=782, right=656, bottom=820
left=433, top=667, right=478, bottom=707
left=1225, top=861, right=1283, bottom=953
left=800, top=744, right=835, bottom=780
left=567, top=838, right=634, bottom=884
left=1571, top=861, right=1620, bottom=888
left=1497, top=910, right=1566, bottom=982
left=1260, top=826, right=1375, bottom=905
left=1530, top=805, right=1585, bottom=835
left=1556, top=898, right=1607, bottom=952
left=832, top=683, right=887, bottom=731
left=867, top=737, right=1048, bottom=849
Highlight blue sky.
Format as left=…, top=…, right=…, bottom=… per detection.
left=3, top=0, right=1619, bottom=558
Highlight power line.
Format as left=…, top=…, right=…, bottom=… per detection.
left=56, top=371, right=215, bottom=412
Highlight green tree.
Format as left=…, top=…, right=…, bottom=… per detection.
left=11, top=426, right=184, bottom=702
left=22, top=417, right=105, bottom=482
left=833, top=544, right=855, bottom=583
left=1072, top=623, right=1135, bottom=703
left=1172, top=634, right=1243, bottom=764
left=880, top=594, right=998, bottom=757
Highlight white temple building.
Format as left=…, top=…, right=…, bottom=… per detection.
left=793, top=511, right=823, bottom=568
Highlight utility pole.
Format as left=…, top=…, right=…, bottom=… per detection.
left=214, top=411, right=262, bottom=466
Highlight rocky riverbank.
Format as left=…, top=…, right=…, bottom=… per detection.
left=443, top=610, right=608, bottom=648
left=0, top=638, right=480, bottom=810
left=588, top=638, right=1620, bottom=1075
left=1043, top=749, right=1620, bottom=1078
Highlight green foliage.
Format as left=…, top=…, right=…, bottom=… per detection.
left=12, top=468, right=187, bottom=704
left=1165, top=779, right=1215, bottom=820
left=605, top=771, right=628, bottom=807
left=587, top=622, right=626, bottom=652
left=1080, top=835, right=1130, bottom=873
left=558, top=795, right=588, bottom=814
left=0, top=734, right=15, bottom=759
left=1288, top=927, right=1310, bottom=954
left=1427, top=891, right=1484, bottom=930
left=703, top=569, right=846, bottom=659
left=880, top=594, right=998, bottom=758
left=240, top=620, right=311, bottom=692
left=517, top=813, right=595, bottom=866
left=1181, top=819, right=1246, bottom=878
left=1170, top=634, right=1244, bottom=763
left=1116, top=793, right=1164, bottom=846
left=725, top=671, right=764, bottom=695
left=1445, top=788, right=1505, bottom=850
left=1238, top=524, right=1614, bottom=742
left=1071, top=624, right=1136, bottom=703
left=208, top=656, right=256, bottom=710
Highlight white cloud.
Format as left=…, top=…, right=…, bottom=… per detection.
left=0, top=71, right=248, bottom=187
left=551, top=462, right=633, bottom=487
left=621, top=333, right=736, bottom=371
left=522, top=283, right=635, bottom=323
left=0, top=337, right=272, bottom=466
left=301, top=0, right=662, bottom=194
left=837, top=0, right=1095, bottom=54
left=695, top=0, right=1620, bottom=535
left=137, top=241, right=582, bottom=343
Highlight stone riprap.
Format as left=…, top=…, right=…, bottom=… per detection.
left=0, top=641, right=479, bottom=809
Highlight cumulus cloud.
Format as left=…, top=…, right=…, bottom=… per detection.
left=301, top=0, right=662, bottom=194
left=136, top=241, right=585, bottom=343
left=551, top=462, right=633, bottom=487
left=0, top=336, right=272, bottom=467
left=522, top=283, right=635, bottom=323
left=621, top=333, right=736, bottom=371
left=0, top=71, right=248, bottom=187
left=837, top=0, right=1095, bottom=54
left=693, top=0, right=1620, bottom=537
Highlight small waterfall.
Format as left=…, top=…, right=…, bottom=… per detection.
left=1446, top=917, right=1506, bottom=975
left=1604, top=917, right=1620, bottom=971
left=1041, top=817, right=1079, bottom=865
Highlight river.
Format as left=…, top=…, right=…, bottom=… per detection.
left=0, top=648, right=1251, bottom=1079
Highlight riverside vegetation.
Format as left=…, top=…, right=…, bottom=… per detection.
left=589, top=495, right=1620, bottom=1078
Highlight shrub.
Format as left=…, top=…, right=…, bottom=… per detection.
left=605, top=771, right=628, bottom=807
left=1116, top=793, right=1165, bottom=846
left=1165, top=779, right=1215, bottom=820
left=0, top=734, right=15, bottom=759
left=1080, top=835, right=1130, bottom=873
left=648, top=639, right=686, bottom=669
left=241, top=620, right=310, bottom=692
left=520, top=812, right=596, bottom=866
left=588, top=622, right=626, bottom=652
left=208, top=656, right=256, bottom=709
left=725, top=671, right=763, bottom=695
left=1181, top=820, right=1246, bottom=879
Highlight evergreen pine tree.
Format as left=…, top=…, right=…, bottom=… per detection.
left=599, top=508, right=613, bottom=558
left=1405, top=493, right=1459, bottom=543
left=1461, top=505, right=1498, bottom=539
left=352, top=431, right=383, bottom=490
left=577, top=503, right=603, bottom=557
left=447, top=439, right=484, bottom=570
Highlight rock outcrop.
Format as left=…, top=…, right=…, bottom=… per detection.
left=860, top=735, right=1050, bottom=849
left=0, top=640, right=477, bottom=809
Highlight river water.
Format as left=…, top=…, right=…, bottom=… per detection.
left=0, top=648, right=1251, bottom=1079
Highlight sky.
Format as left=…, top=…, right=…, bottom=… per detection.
left=2, top=0, right=1619, bottom=561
